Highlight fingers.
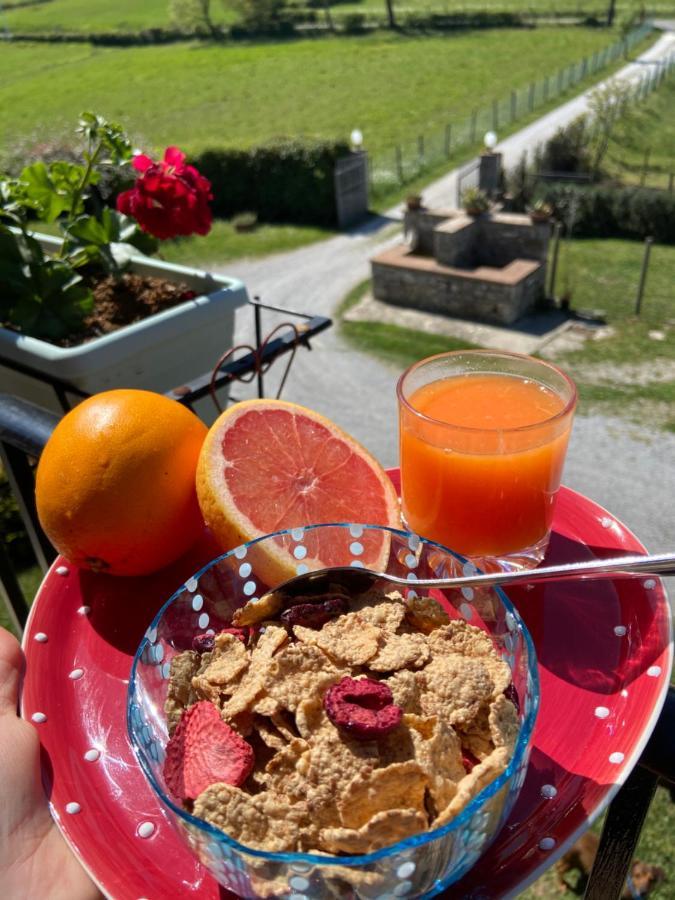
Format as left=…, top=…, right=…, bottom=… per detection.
left=0, top=627, right=23, bottom=717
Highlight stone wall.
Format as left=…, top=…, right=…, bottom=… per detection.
left=371, top=247, right=545, bottom=326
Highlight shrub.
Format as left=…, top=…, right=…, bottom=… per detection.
left=342, top=12, right=367, bottom=33
left=534, top=117, right=592, bottom=175
left=192, top=138, right=351, bottom=226
left=538, top=183, right=675, bottom=244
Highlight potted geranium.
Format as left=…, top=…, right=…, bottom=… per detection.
left=528, top=199, right=553, bottom=224
left=0, top=113, right=248, bottom=414
left=460, top=187, right=490, bottom=218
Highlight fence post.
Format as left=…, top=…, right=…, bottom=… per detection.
left=528, top=82, right=535, bottom=112
left=470, top=109, right=478, bottom=143
left=395, top=145, right=403, bottom=182
left=444, top=124, right=451, bottom=158
left=548, top=221, right=563, bottom=300
left=634, top=237, right=653, bottom=316
left=557, top=68, right=563, bottom=95
left=544, top=75, right=549, bottom=102
left=640, top=149, right=650, bottom=186
left=492, top=99, right=499, bottom=130
left=511, top=90, right=517, bottom=122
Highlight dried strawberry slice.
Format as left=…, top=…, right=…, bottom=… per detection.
left=281, top=595, right=348, bottom=630
left=323, top=676, right=402, bottom=740
left=163, top=701, right=254, bottom=800
left=461, top=748, right=481, bottom=773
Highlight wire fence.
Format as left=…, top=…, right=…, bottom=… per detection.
left=367, top=21, right=654, bottom=199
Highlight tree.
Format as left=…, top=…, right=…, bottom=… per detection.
left=170, top=0, right=219, bottom=35
left=586, top=79, right=634, bottom=176
left=384, top=0, right=396, bottom=28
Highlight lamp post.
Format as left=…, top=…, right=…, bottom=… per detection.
left=479, top=132, right=502, bottom=198
left=350, top=129, right=364, bottom=152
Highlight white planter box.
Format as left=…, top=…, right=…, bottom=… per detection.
left=1, top=233, right=249, bottom=420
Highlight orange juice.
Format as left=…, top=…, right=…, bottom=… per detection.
left=399, top=370, right=575, bottom=558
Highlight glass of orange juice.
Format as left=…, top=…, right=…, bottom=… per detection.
left=397, top=350, right=577, bottom=569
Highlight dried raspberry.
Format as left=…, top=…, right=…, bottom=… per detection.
left=163, top=701, right=254, bottom=800
left=323, top=676, right=402, bottom=740
left=462, top=748, right=481, bottom=773
left=504, top=683, right=520, bottom=713
left=280, top=595, right=349, bottom=630
left=192, top=633, right=215, bottom=652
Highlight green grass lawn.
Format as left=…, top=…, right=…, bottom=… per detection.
left=604, top=77, right=675, bottom=190
left=0, top=28, right=636, bottom=158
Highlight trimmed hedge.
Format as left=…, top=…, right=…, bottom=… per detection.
left=192, top=138, right=351, bottom=226
left=539, top=183, right=675, bottom=244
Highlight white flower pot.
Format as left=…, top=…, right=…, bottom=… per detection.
left=1, top=233, right=249, bottom=421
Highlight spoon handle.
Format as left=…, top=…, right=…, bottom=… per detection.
left=404, top=551, right=675, bottom=590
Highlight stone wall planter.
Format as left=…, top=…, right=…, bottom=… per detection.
left=1, top=232, right=249, bottom=416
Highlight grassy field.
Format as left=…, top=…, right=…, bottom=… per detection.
left=4, top=0, right=675, bottom=33
left=604, top=77, right=675, bottom=190
left=0, top=28, right=637, bottom=158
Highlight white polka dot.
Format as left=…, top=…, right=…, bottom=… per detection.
left=289, top=895, right=308, bottom=900
left=31, top=712, right=47, bottom=723
left=290, top=863, right=312, bottom=874
left=69, top=668, right=84, bottom=680
left=186, top=577, right=199, bottom=592
left=198, top=613, right=209, bottom=629
left=293, top=546, right=308, bottom=560
left=234, top=545, right=247, bottom=560
left=644, top=579, right=656, bottom=590
left=350, top=542, right=365, bottom=557
left=505, top=612, right=516, bottom=632
left=191, top=594, right=203, bottom=612
left=84, top=749, right=100, bottom=762
left=153, top=644, right=164, bottom=663
left=34, top=633, right=48, bottom=643
left=394, top=881, right=413, bottom=896
left=600, top=517, right=613, bottom=528
left=461, top=586, right=474, bottom=601
left=291, top=528, right=304, bottom=542
left=539, top=837, right=556, bottom=851
left=407, top=533, right=421, bottom=551
left=146, top=626, right=157, bottom=643
left=350, top=524, right=364, bottom=538
left=243, top=581, right=256, bottom=597
left=137, top=821, right=155, bottom=838
left=77, top=605, right=90, bottom=616
left=463, top=561, right=478, bottom=577
left=289, top=876, right=310, bottom=891
left=160, top=661, right=171, bottom=679
left=459, top=602, right=474, bottom=620
left=404, top=553, right=417, bottom=568
left=595, top=706, right=610, bottom=719
left=406, top=572, right=418, bottom=581
left=406, top=589, right=418, bottom=599
left=541, top=784, right=557, bottom=799
left=397, top=861, right=416, bottom=878
left=65, top=802, right=81, bottom=814
left=55, top=565, right=69, bottom=576
left=296, top=563, right=309, bottom=575
left=239, top=562, right=252, bottom=577
left=647, top=666, right=661, bottom=677
left=614, top=625, right=627, bottom=637
left=350, top=560, right=365, bottom=568
left=609, top=752, right=625, bottom=764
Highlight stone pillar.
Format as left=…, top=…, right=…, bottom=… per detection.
left=478, top=152, right=503, bottom=198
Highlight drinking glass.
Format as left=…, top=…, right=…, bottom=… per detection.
left=397, top=350, right=577, bottom=570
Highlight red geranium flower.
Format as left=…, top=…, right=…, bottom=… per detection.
left=117, top=146, right=212, bottom=240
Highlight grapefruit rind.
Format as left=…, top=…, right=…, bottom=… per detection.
left=196, top=400, right=401, bottom=587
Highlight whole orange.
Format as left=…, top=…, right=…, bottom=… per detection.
left=35, top=389, right=208, bottom=576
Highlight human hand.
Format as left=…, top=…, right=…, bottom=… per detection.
left=0, top=626, right=102, bottom=899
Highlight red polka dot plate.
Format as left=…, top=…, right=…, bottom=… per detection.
left=20, top=482, right=672, bottom=899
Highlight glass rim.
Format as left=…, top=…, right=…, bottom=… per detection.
left=127, top=522, right=540, bottom=869
left=397, top=349, right=578, bottom=435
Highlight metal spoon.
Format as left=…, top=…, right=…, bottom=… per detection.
left=265, top=551, right=675, bottom=603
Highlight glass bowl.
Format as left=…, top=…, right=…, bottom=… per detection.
left=128, top=523, right=539, bottom=899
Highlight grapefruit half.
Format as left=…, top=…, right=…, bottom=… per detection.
left=196, top=399, right=401, bottom=585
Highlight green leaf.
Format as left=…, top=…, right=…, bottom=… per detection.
left=77, top=111, right=132, bottom=166
left=18, top=161, right=85, bottom=222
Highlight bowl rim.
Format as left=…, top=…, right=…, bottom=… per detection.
left=127, top=522, right=540, bottom=868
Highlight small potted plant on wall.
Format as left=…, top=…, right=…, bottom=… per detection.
left=460, top=186, right=490, bottom=218
left=0, top=113, right=248, bottom=413
left=528, top=199, right=553, bottom=224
